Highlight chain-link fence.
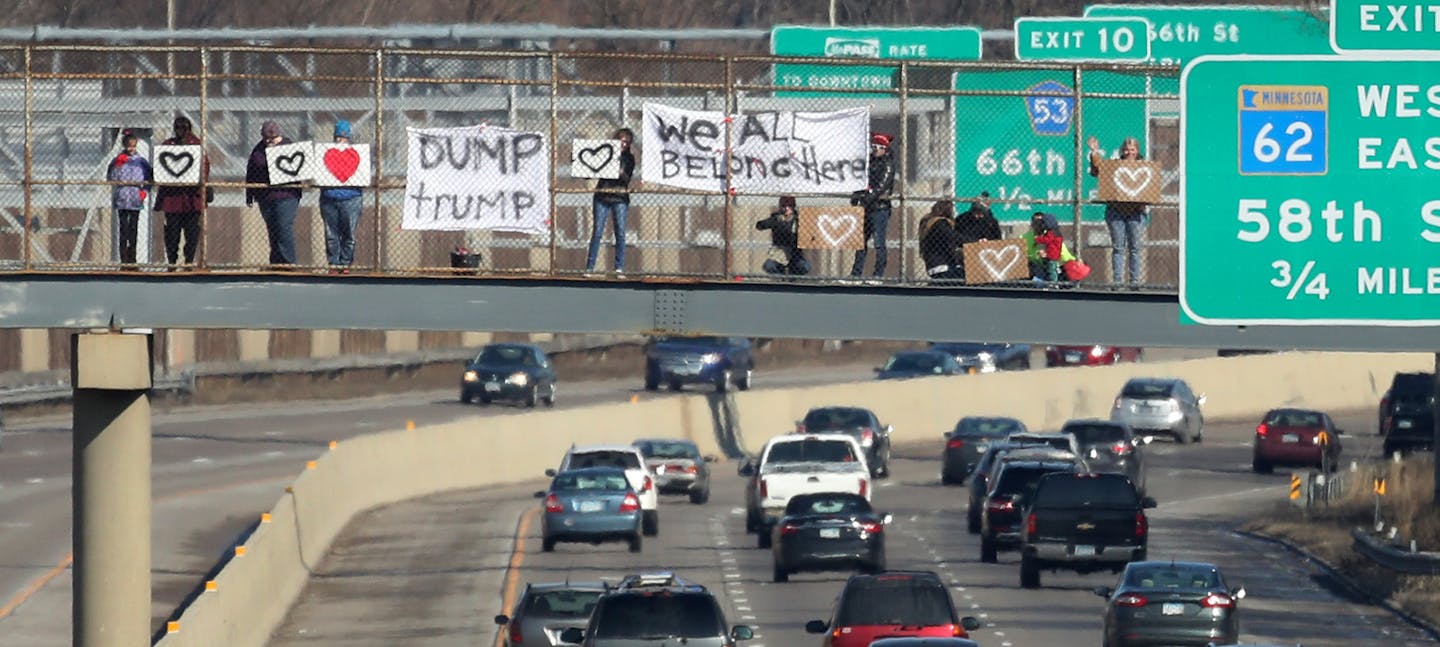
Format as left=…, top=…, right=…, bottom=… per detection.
left=0, top=45, right=1181, bottom=289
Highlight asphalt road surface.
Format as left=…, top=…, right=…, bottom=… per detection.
left=270, top=411, right=1437, bottom=647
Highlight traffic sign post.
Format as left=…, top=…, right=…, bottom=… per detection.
left=1181, top=55, right=1440, bottom=326
left=771, top=26, right=981, bottom=94
left=1330, top=0, right=1440, bottom=53
left=1015, top=17, right=1152, bottom=62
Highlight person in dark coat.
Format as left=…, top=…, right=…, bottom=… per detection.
left=953, top=191, right=1003, bottom=280
left=155, top=115, right=210, bottom=269
left=586, top=127, right=636, bottom=274
left=245, top=120, right=303, bottom=266
left=755, top=195, right=809, bottom=276
left=918, top=200, right=961, bottom=282
left=849, top=132, right=896, bottom=278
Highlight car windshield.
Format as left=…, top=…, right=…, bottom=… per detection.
left=804, top=408, right=872, bottom=429
left=1265, top=410, right=1323, bottom=427
left=885, top=354, right=944, bottom=373
left=957, top=418, right=1023, bottom=437
left=656, top=335, right=724, bottom=347
left=591, top=594, right=724, bottom=638
left=569, top=451, right=641, bottom=470
left=1123, top=565, right=1221, bottom=590
left=1122, top=381, right=1173, bottom=398
left=1064, top=424, right=1127, bottom=445
left=476, top=346, right=536, bottom=366
left=636, top=441, right=697, bottom=460
left=1008, top=434, right=1071, bottom=452
left=992, top=466, right=1070, bottom=500
left=553, top=472, right=630, bottom=491
left=1033, top=476, right=1138, bottom=507
left=837, top=578, right=955, bottom=626
left=766, top=439, right=857, bottom=464
left=786, top=494, right=872, bottom=516
left=526, top=589, right=604, bottom=618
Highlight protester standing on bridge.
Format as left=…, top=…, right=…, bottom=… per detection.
left=585, top=127, right=635, bottom=276
left=918, top=200, right=961, bottom=283
left=108, top=131, right=152, bottom=271
left=1089, top=135, right=1147, bottom=288
left=849, top=132, right=896, bottom=279
left=156, top=116, right=210, bottom=271
left=246, top=120, right=302, bottom=268
left=319, top=120, right=362, bottom=274
left=953, top=191, right=1003, bottom=281
left=755, top=195, right=809, bottom=276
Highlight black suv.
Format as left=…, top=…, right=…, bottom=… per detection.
left=644, top=336, right=754, bottom=392
left=979, top=458, right=1080, bottom=563
left=1379, top=372, right=1434, bottom=456
left=798, top=406, right=893, bottom=477
left=1019, top=472, right=1156, bottom=589
left=560, top=572, right=753, bottom=646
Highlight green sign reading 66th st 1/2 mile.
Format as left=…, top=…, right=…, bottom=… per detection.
left=1182, top=55, right=1440, bottom=326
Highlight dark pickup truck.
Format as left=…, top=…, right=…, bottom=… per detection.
left=1019, top=472, right=1155, bottom=589
left=1380, top=372, right=1434, bottom=456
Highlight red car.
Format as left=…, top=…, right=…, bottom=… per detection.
left=1252, top=408, right=1344, bottom=473
left=804, top=571, right=980, bottom=646
left=1045, top=345, right=1143, bottom=367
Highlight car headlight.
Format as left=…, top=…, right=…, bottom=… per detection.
left=463, top=370, right=479, bottom=382
left=700, top=352, right=721, bottom=364
left=976, top=352, right=997, bottom=373
left=505, top=372, right=529, bottom=386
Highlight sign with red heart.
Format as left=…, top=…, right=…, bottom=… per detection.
left=313, top=143, right=371, bottom=187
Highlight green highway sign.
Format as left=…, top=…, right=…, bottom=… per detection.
left=1331, top=0, right=1440, bottom=53
left=954, top=69, right=1147, bottom=223
left=771, top=26, right=982, bottom=93
left=1181, top=55, right=1440, bottom=325
left=1015, top=17, right=1152, bottom=62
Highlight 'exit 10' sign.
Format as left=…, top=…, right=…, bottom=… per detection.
left=1015, top=17, right=1153, bottom=62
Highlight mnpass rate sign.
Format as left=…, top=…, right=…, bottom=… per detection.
left=1181, top=55, right=1440, bottom=326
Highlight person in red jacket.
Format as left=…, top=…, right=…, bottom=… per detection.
left=155, top=116, right=211, bottom=270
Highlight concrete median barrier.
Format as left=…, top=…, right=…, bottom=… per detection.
left=154, top=351, right=1429, bottom=646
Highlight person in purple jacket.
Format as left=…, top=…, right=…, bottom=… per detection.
left=245, top=120, right=302, bottom=267
left=108, top=131, right=153, bottom=270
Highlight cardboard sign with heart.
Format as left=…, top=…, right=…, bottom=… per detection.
left=153, top=145, right=202, bottom=185
left=1095, top=159, right=1162, bottom=204
left=312, top=143, right=372, bottom=187
left=797, top=206, right=864, bottom=250
left=265, top=141, right=315, bottom=185
left=570, top=139, right=621, bottom=179
left=961, top=238, right=1030, bottom=284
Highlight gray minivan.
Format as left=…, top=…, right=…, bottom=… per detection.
left=560, top=573, right=752, bottom=647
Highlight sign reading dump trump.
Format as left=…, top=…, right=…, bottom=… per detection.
left=642, top=103, right=869, bottom=195
left=403, top=124, right=551, bottom=233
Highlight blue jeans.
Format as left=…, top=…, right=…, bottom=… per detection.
left=586, top=198, right=628, bottom=271
left=259, top=196, right=299, bottom=265
left=320, top=195, right=362, bottom=266
left=850, top=207, right=890, bottom=277
left=1107, top=217, right=1145, bottom=284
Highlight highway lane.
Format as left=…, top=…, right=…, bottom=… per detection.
left=0, top=362, right=879, bottom=645
left=271, top=411, right=1436, bottom=647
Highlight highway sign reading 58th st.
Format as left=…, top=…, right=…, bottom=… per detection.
left=1182, top=55, right=1440, bottom=326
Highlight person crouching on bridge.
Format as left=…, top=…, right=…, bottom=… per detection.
left=918, top=200, right=962, bottom=284
left=755, top=195, right=809, bottom=276
left=1024, top=212, right=1074, bottom=283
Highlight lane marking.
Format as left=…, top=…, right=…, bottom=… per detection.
left=494, top=507, right=538, bottom=647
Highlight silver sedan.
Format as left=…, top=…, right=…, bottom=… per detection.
left=1111, top=377, right=1206, bottom=444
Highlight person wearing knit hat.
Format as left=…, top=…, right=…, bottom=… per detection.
left=755, top=195, right=809, bottom=276
left=245, top=119, right=302, bottom=268
left=320, top=119, right=364, bottom=273
left=848, top=130, right=897, bottom=279
left=156, top=114, right=211, bottom=270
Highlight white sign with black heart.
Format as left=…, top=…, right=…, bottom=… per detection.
left=265, top=141, right=315, bottom=185
left=153, top=145, right=202, bottom=184
left=570, top=139, right=621, bottom=179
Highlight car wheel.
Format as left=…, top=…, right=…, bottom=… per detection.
left=757, top=530, right=772, bottom=549
left=542, top=536, right=556, bottom=553
left=1252, top=456, right=1273, bottom=474
left=478, top=394, right=492, bottom=405
left=524, top=386, right=538, bottom=408
left=689, top=488, right=709, bottom=505
left=737, top=368, right=753, bottom=391
left=542, top=384, right=556, bottom=407
left=940, top=473, right=958, bottom=486
left=715, top=369, right=732, bottom=393
left=667, top=380, right=682, bottom=392
left=1174, top=429, right=1189, bottom=445
left=745, top=509, right=759, bottom=533
left=644, top=371, right=659, bottom=392
left=460, top=390, right=473, bottom=404
left=980, top=536, right=998, bottom=563
left=1020, top=554, right=1041, bottom=589
left=628, top=532, right=642, bottom=553
left=772, top=563, right=788, bottom=583
left=642, top=510, right=659, bottom=537
left=967, top=508, right=981, bottom=535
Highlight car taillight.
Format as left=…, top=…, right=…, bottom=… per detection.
left=509, top=622, right=523, bottom=643
left=947, top=437, right=965, bottom=449
left=683, top=465, right=698, bottom=474
left=1089, top=345, right=1107, bottom=358
left=795, top=422, right=806, bottom=434
left=1256, top=423, right=1269, bottom=438
left=858, top=479, right=869, bottom=498
left=1201, top=593, right=1235, bottom=608
left=986, top=499, right=1014, bottom=512
left=780, top=522, right=801, bottom=535
left=1111, top=441, right=1132, bottom=456
left=1114, top=594, right=1147, bottom=607
left=641, top=475, right=653, bottom=493
left=859, top=520, right=883, bottom=534
left=860, top=428, right=875, bottom=447
left=1026, top=512, right=1037, bottom=535
left=759, top=478, right=768, bottom=498
left=1112, top=397, right=1122, bottom=409
left=619, top=493, right=640, bottom=512
left=544, top=494, right=563, bottom=513
left=1135, top=512, right=1148, bottom=538
left=952, top=624, right=966, bottom=637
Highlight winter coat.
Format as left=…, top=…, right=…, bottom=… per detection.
left=851, top=150, right=895, bottom=212
left=918, top=213, right=960, bottom=274
left=155, top=133, right=210, bottom=214
left=108, top=152, right=153, bottom=211
left=954, top=206, right=1002, bottom=244
left=594, top=149, right=635, bottom=205
left=246, top=137, right=303, bottom=205
left=755, top=211, right=801, bottom=251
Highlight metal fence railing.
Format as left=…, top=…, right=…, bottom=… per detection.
left=0, top=44, right=1182, bottom=290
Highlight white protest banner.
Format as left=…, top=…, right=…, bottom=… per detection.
left=312, top=143, right=372, bottom=187
left=403, top=124, right=551, bottom=233
left=152, top=145, right=202, bottom=185
left=570, top=139, right=621, bottom=179
left=642, top=103, right=870, bottom=195
left=264, top=141, right=314, bottom=184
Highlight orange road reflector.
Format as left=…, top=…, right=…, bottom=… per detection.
left=204, top=581, right=217, bottom=592
left=329, top=440, right=338, bottom=450
left=630, top=394, right=640, bottom=404
left=406, top=420, right=416, bottom=431
left=261, top=513, right=272, bottom=523
left=1374, top=478, right=1387, bottom=495
left=167, top=621, right=180, bottom=634
left=234, top=546, right=246, bottom=557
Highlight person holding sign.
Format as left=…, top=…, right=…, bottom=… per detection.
left=246, top=120, right=303, bottom=267
left=918, top=200, right=961, bottom=283
left=953, top=191, right=1002, bottom=280
left=156, top=116, right=210, bottom=270
left=849, top=132, right=896, bottom=279
left=319, top=120, right=362, bottom=273
left=1088, top=135, right=1147, bottom=288
left=585, top=127, right=635, bottom=275
left=755, top=195, right=809, bottom=276
left=108, top=131, right=152, bottom=270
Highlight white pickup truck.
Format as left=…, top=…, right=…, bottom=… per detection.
left=741, top=433, right=871, bottom=547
